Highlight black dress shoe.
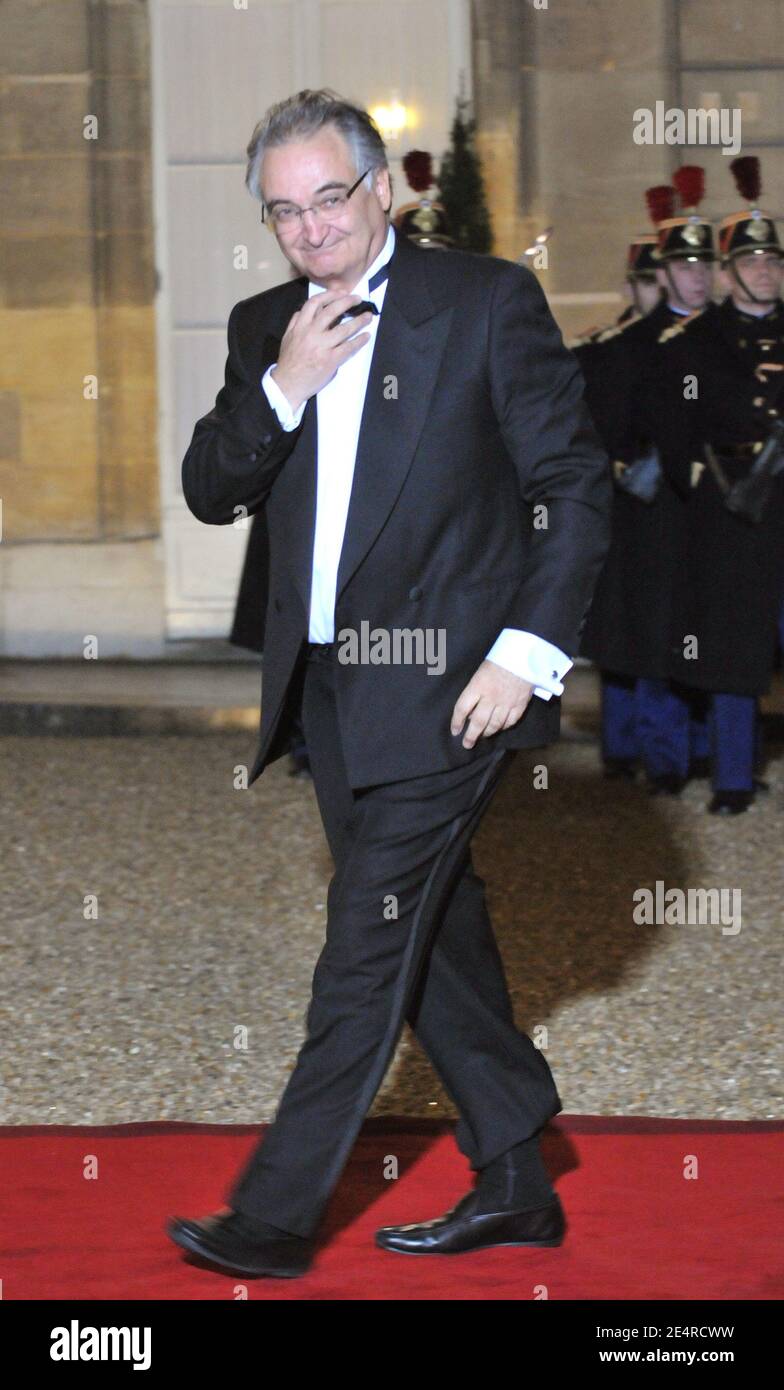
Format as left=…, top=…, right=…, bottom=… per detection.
left=647, top=772, right=686, bottom=796
left=708, top=789, right=754, bottom=816
left=166, top=1211, right=314, bottom=1277
left=375, top=1189, right=565, bottom=1255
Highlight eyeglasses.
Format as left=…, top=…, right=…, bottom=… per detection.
left=261, top=167, right=374, bottom=233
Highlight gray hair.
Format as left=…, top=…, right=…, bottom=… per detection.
left=245, top=87, right=391, bottom=208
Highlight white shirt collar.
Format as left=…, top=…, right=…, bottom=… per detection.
left=307, top=223, right=396, bottom=301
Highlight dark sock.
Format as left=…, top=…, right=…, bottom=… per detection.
left=229, top=1210, right=306, bottom=1241
left=475, top=1132, right=555, bottom=1211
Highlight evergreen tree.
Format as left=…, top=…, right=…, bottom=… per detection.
left=436, top=97, right=493, bottom=253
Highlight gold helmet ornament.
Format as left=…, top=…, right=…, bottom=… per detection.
left=393, top=150, right=454, bottom=250
left=719, top=156, right=782, bottom=261
left=655, top=166, right=715, bottom=262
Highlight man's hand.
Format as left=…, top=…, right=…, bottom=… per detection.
left=271, top=289, right=375, bottom=414
left=450, top=660, right=534, bottom=749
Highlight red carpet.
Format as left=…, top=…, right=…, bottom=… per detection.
left=1, top=1116, right=782, bottom=1300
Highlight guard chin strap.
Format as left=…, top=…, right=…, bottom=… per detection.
left=728, top=256, right=775, bottom=307
left=662, top=261, right=685, bottom=311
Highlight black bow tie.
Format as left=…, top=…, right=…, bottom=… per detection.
left=326, top=259, right=391, bottom=328
left=341, top=299, right=378, bottom=321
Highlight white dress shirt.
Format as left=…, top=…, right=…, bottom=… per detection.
left=260, top=223, right=571, bottom=700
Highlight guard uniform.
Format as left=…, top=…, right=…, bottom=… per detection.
left=649, top=189, right=784, bottom=810
left=571, top=212, right=665, bottom=775
left=579, top=183, right=714, bottom=785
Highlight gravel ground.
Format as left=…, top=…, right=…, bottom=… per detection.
left=1, top=730, right=782, bottom=1125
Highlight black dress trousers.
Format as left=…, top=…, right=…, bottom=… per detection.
left=225, top=643, right=563, bottom=1237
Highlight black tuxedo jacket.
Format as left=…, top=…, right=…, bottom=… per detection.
left=229, top=510, right=270, bottom=656
left=182, top=231, right=611, bottom=787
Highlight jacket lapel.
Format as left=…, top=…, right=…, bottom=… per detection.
left=251, top=238, right=454, bottom=617
left=335, top=236, right=454, bottom=603
left=252, top=279, right=315, bottom=617
left=278, top=388, right=318, bottom=616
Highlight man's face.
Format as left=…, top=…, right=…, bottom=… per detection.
left=657, top=257, right=713, bottom=311
left=726, top=250, right=784, bottom=310
left=260, top=126, right=392, bottom=289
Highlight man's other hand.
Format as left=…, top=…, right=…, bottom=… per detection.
left=450, top=660, right=534, bottom=749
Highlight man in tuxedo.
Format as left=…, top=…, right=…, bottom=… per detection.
left=168, top=88, right=610, bottom=1278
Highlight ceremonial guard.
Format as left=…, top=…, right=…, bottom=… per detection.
left=570, top=190, right=672, bottom=507
left=569, top=218, right=662, bottom=364
left=649, top=157, right=784, bottom=813
left=392, top=149, right=454, bottom=250
left=578, top=172, right=714, bottom=788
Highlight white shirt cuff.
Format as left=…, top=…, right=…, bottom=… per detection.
left=261, top=364, right=305, bottom=431
left=485, top=629, right=573, bottom=701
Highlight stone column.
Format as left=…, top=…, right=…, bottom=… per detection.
left=1, top=0, right=164, bottom=655
left=1, top=0, right=158, bottom=544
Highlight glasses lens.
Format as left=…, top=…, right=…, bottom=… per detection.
left=267, top=190, right=351, bottom=232
left=313, top=193, right=348, bottom=221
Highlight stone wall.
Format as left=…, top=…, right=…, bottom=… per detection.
left=3, top=0, right=782, bottom=655
left=471, top=0, right=676, bottom=340
left=1, top=0, right=161, bottom=655
left=470, top=0, right=784, bottom=339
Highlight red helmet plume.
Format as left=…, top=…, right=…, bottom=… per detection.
left=730, top=156, right=761, bottom=204
left=645, top=185, right=675, bottom=225
left=673, top=165, right=705, bottom=211
left=402, top=150, right=433, bottom=193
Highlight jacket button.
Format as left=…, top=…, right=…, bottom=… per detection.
left=249, top=452, right=257, bottom=462
left=261, top=433, right=272, bottom=445
left=408, top=585, right=422, bottom=600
